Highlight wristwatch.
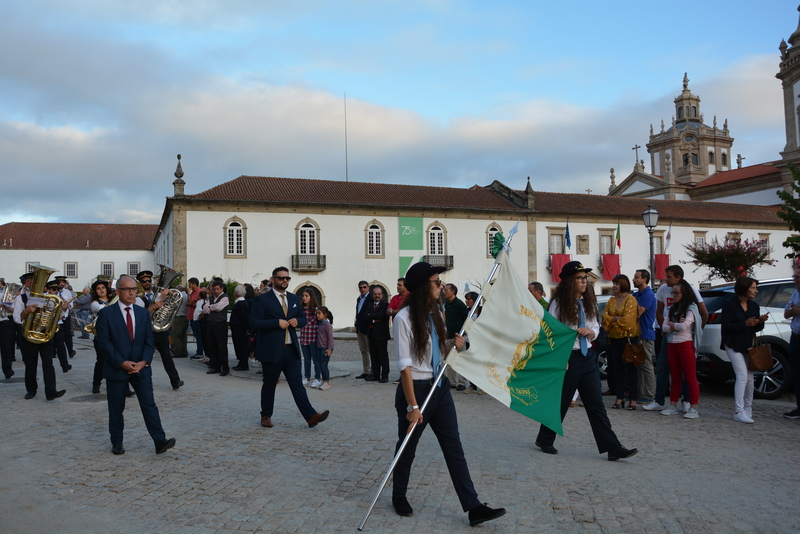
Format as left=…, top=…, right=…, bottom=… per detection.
left=407, top=405, right=419, bottom=412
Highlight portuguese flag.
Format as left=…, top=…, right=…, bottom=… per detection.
left=447, top=249, right=576, bottom=435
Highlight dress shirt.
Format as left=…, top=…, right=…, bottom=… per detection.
left=549, top=298, right=599, bottom=351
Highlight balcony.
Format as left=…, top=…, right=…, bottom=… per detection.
left=292, top=255, right=326, bottom=272
left=421, top=255, right=454, bottom=270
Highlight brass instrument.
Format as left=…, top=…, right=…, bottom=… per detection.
left=151, top=264, right=184, bottom=333
left=0, top=282, right=21, bottom=319
left=22, top=265, right=62, bottom=344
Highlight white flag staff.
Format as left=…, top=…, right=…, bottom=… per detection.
left=357, top=222, right=518, bottom=531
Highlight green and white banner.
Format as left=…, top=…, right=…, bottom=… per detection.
left=448, top=249, right=576, bottom=435
left=398, top=216, right=424, bottom=277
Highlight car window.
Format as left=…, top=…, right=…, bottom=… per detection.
left=753, top=285, right=775, bottom=308
left=768, top=283, right=795, bottom=309
left=699, top=291, right=732, bottom=314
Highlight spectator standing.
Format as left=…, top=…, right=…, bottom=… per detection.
left=783, top=268, right=800, bottom=420
left=528, top=282, right=549, bottom=311
left=633, top=269, right=657, bottom=403
left=366, top=286, right=390, bottom=383
left=299, top=289, right=320, bottom=386
left=722, top=277, right=768, bottom=423
left=186, top=278, right=204, bottom=358
left=443, top=283, right=469, bottom=391
left=203, top=280, right=230, bottom=376
left=171, top=285, right=189, bottom=358
left=75, top=288, right=92, bottom=339
left=316, top=306, right=334, bottom=390
left=354, top=281, right=373, bottom=379
left=230, top=285, right=251, bottom=371
left=601, top=274, right=640, bottom=409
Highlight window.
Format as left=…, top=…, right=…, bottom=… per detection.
left=25, top=263, right=38, bottom=273
left=549, top=234, right=564, bottom=255
left=224, top=217, right=248, bottom=259
left=653, top=236, right=663, bottom=255
left=727, top=232, right=742, bottom=243
left=486, top=223, right=502, bottom=258
left=692, top=106, right=697, bottom=118
left=101, top=262, right=114, bottom=278
left=708, top=151, right=715, bottom=164
left=299, top=223, right=317, bottom=255
left=127, top=262, right=140, bottom=276
left=600, top=235, right=613, bottom=255
left=429, top=226, right=444, bottom=255
left=678, top=107, right=684, bottom=119
left=64, top=262, right=77, bottom=278
left=694, top=231, right=707, bottom=249
left=365, top=220, right=385, bottom=258
left=759, top=233, right=771, bottom=259
left=721, top=153, right=728, bottom=166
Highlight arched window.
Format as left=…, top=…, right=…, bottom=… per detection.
left=299, top=223, right=317, bottom=255
left=486, top=223, right=503, bottom=258
left=692, top=106, right=697, bottom=118
left=721, top=153, right=728, bottom=166
left=708, top=151, right=715, bottom=164
left=678, top=107, right=684, bottom=119
left=364, top=220, right=385, bottom=258
left=691, top=153, right=699, bottom=166
left=224, top=217, right=247, bottom=258
left=429, top=226, right=444, bottom=255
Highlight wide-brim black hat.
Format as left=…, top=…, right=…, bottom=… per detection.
left=559, top=261, right=593, bottom=280
left=405, top=262, right=447, bottom=292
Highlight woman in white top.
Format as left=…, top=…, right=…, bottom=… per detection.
left=660, top=279, right=702, bottom=419
left=391, top=261, right=506, bottom=527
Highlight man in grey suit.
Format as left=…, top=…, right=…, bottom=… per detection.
left=250, top=267, right=329, bottom=429
left=95, top=275, right=176, bottom=455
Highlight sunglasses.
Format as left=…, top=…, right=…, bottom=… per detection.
left=430, top=279, right=442, bottom=287
left=274, top=276, right=292, bottom=281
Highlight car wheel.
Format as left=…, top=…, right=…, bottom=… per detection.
left=597, top=349, right=608, bottom=379
left=753, top=348, right=792, bottom=400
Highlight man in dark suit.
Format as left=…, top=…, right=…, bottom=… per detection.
left=95, top=275, right=176, bottom=455
left=250, top=266, right=329, bottom=429
left=366, top=286, right=390, bottom=382
left=354, top=281, right=372, bottom=379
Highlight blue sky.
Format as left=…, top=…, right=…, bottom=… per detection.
left=1, top=1, right=798, bottom=223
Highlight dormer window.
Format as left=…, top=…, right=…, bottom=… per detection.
left=678, top=107, right=684, bottom=119
left=692, top=106, right=697, bottom=118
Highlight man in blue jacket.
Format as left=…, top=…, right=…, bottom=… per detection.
left=633, top=269, right=657, bottom=404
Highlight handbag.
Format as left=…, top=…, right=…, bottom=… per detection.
left=622, top=338, right=646, bottom=366
left=747, top=335, right=772, bottom=372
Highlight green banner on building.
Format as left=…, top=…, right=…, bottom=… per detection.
left=398, top=216, right=424, bottom=276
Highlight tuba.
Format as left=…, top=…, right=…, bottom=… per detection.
left=22, top=264, right=62, bottom=344
left=0, top=282, right=22, bottom=319
left=151, top=264, right=184, bottom=333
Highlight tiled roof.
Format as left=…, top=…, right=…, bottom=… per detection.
left=186, top=176, right=527, bottom=212
left=694, top=163, right=781, bottom=189
left=526, top=191, right=782, bottom=225
left=0, top=223, right=158, bottom=250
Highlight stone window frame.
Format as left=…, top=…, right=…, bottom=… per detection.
left=293, top=281, right=326, bottom=306
left=223, top=216, right=247, bottom=259
left=295, top=217, right=320, bottom=256
left=426, top=220, right=447, bottom=256
left=101, top=262, right=114, bottom=278
left=485, top=222, right=503, bottom=258
left=693, top=231, right=707, bottom=249
left=598, top=228, right=616, bottom=255
left=127, top=262, right=141, bottom=277
left=64, top=262, right=78, bottom=278
left=364, top=219, right=385, bottom=259
left=546, top=226, right=566, bottom=255
left=759, top=233, right=771, bottom=259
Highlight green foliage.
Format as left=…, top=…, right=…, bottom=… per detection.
left=683, top=235, right=775, bottom=282
left=776, top=162, right=800, bottom=259
left=200, top=275, right=239, bottom=309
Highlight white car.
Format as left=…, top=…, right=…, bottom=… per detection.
left=697, top=278, right=794, bottom=400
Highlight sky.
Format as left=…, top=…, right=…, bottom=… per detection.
left=1, top=0, right=798, bottom=224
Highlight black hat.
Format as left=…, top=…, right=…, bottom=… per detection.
left=45, top=280, right=60, bottom=290
left=91, top=279, right=110, bottom=291
left=19, top=272, right=33, bottom=282
left=54, top=276, right=68, bottom=281
left=136, top=270, right=153, bottom=282
left=404, top=262, right=447, bottom=292
left=559, top=261, right=593, bottom=280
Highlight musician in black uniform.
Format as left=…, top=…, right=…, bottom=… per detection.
left=136, top=271, right=184, bottom=390
left=55, top=276, right=76, bottom=358
left=45, top=280, right=72, bottom=373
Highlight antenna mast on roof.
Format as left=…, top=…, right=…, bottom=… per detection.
left=344, top=92, right=349, bottom=182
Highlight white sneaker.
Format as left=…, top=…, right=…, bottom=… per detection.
left=310, top=379, right=322, bottom=388
left=680, top=401, right=691, bottom=414
left=319, top=382, right=330, bottom=390
left=661, top=405, right=679, bottom=416
left=643, top=401, right=665, bottom=411
left=734, top=411, right=754, bottom=424
left=744, top=406, right=753, bottom=418
left=302, top=379, right=310, bottom=386
left=683, top=408, right=700, bottom=419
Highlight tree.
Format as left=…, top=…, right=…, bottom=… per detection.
left=683, top=235, right=775, bottom=282
left=777, top=162, right=800, bottom=259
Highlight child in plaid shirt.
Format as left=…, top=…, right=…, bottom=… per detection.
left=300, top=290, right=320, bottom=387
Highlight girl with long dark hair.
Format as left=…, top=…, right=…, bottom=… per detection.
left=661, top=279, right=703, bottom=419
left=299, top=289, right=320, bottom=387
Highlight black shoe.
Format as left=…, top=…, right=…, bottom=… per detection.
left=364, top=375, right=377, bottom=381
left=206, top=369, right=221, bottom=374
left=378, top=378, right=389, bottom=383
left=62, top=364, right=72, bottom=373
left=190, top=355, right=203, bottom=360
left=155, top=438, right=176, bottom=454
left=78, top=335, right=90, bottom=339
left=608, top=446, right=639, bottom=461
left=232, top=365, right=249, bottom=371
left=784, top=408, right=800, bottom=419
left=172, top=380, right=184, bottom=390
left=456, top=385, right=466, bottom=391
left=392, top=496, right=413, bottom=517
left=220, top=370, right=230, bottom=377
left=468, top=503, right=506, bottom=526
left=3, top=369, right=14, bottom=379
left=355, top=373, right=369, bottom=379
left=46, top=389, right=66, bottom=401
left=111, top=444, right=125, bottom=455
left=92, top=386, right=101, bottom=394
left=535, top=440, right=558, bottom=455
left=126, top=389, right=136, bottom=398
left=24, top=391, right=36, bottom=400
left=69, top=350, right=76, bottom=358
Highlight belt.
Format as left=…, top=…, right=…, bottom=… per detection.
left=412, top=378, right=436, bottom=385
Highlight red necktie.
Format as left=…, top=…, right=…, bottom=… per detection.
left=125, top=307, right=134, bottom=340
left=374, top=302, right=378, bottom=310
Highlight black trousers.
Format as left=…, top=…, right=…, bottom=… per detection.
left=53, top=325, right=70, bottom=370
left=259, top=344, right=316, bottom=421
left=206, top=321, right=229, bottom=371
left=0, top=319, right=15, bottom=377
left=153, top=330, right=181, bottom=385
left=230, top=324, right=249, bottom=368
left=62, top=315, right=74, bottom=354
left=368, top=331, right=389, bottom=380
left=393, top=378, right=480, bottom=512
left=536, top=349, right=622, bottom=454
left=20, top=337, right=57, bottom=396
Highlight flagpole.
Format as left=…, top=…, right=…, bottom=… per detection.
left=357, top=222, right=519, bottom=531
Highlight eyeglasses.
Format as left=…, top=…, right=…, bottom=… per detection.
left=117, top=287, right=138, bottom=292
left=574, top=276, right=588, bottom=281
left=274, top=276, right=292, bottom=281
left=672, top=291, right=682, bottom=296
left=359, top=285, right=368, bottom=289
left=430, top=279, right=442, bottom=287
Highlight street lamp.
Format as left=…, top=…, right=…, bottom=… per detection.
left=642, top=204, right=659, bottom=288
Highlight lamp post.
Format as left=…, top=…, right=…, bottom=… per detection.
left=642, top=204, right=659, bottom=289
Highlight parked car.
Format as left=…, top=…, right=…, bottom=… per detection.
left=697, top=278, right=794, bottom=400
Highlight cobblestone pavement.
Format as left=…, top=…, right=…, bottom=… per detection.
left=1, top=336, right=798, bottom=533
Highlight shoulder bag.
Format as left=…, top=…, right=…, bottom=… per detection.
left=747, top=334, right=772, bottom=372
left=622, top=337, right=646, bottom=366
